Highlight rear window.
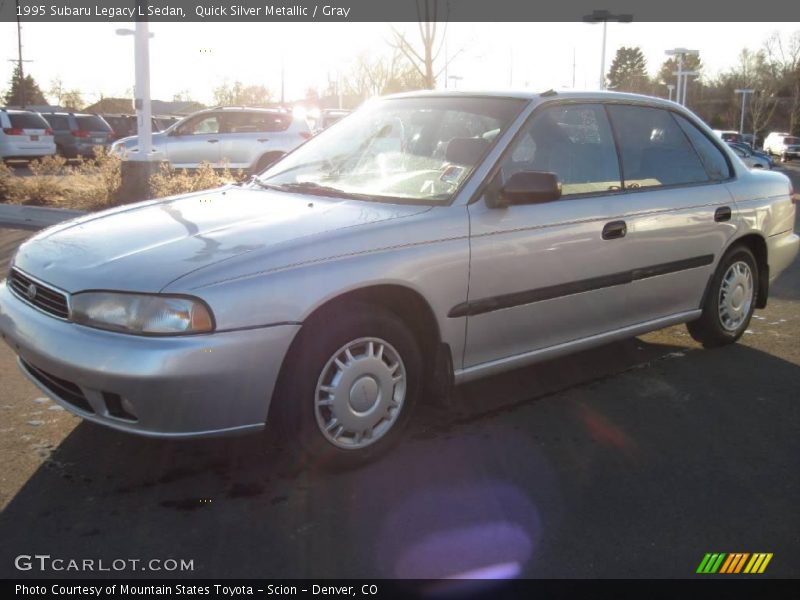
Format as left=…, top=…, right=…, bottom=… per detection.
left=43, top=114, right=70, bottom=130
left=76, top=115, right=112, bottom=132
left=784, top=136, right=799, bottom=145
left=9, top=112, right=50, bottom=129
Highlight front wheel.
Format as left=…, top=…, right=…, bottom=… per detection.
left=273, top=303, right=421, bottom=467
left=687, top=245, right=758, bottom=348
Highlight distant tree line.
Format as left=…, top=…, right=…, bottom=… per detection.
left=606, top=31, right=800, bottom=142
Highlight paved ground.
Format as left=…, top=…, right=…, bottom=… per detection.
left=0, top=167, right=798, bottom=580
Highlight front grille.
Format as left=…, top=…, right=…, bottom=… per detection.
left=20, top=359, right=94, bottom=414
left=8, top=268, right=70, bottom=319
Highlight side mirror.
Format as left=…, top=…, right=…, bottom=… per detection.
left=491, top=171, right=562, bottom=208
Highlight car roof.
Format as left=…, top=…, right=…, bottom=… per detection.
left=380, top=89, right=684, bottom=110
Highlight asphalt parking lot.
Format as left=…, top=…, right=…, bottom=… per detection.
left=0, top=166, right=798, bottom=580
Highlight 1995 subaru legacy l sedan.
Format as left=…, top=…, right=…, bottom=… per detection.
left=1, top=91, right=798, bottom=464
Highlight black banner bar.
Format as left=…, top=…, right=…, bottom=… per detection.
left=1, top=0, right=800, bottom=23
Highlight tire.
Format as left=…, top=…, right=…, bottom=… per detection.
left=272, top=302, right=422, bottom=468
left=687, top=245, right=758, bottom=348
left=252, top=152, right=284, bottom=175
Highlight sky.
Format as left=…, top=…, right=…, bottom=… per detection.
left=1, top=21, right=798, bottom=106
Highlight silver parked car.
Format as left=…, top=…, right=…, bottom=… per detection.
left=1, top=91, right=798, bottom=465
left=110, top=106, right=312, bottom=172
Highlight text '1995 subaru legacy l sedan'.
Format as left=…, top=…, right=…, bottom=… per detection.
left=1, top=91, right=797, bottom=465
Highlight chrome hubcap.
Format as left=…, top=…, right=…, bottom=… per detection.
left=718, top=261, right=754, bottom=332
left=315, top=337, right=406, bottom=450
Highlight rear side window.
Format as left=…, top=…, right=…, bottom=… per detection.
left=607, top=105, right=709, bottom=188
left=674, top=115, right=731, bottom=181
left=43, top=115, right=69, bottom=130
left=225, top=112, right=292, bottom=133
left=76, top=115, right=111, bottom=132
left=9, top=112, right=50, bottom=129
left=500, top=103, right=622, bottom=196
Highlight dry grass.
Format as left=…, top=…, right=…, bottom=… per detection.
left=0, top=149, right=246, bottom=210
left=148, top=162, right=246, bottom=198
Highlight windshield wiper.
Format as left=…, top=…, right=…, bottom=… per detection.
left=268, top=181, right=357, bottom=199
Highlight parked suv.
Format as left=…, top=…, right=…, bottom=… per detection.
left=763, top=131, right=800, bottom=162
left=0, top=108, right=56, bottom=162
left=111, top=106, right=312, bottom=172
left=40, top=112, right=114, bottom=158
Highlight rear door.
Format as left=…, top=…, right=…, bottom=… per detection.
left=8, top=112, right=52, bottom=152
left=219, top=111, right=296, bottom=169
left=75, top=115, right=113, bottom=149
left=603, top=104, right=736, bottom=325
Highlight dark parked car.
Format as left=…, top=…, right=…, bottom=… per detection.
left=40, top=112, right=114, bottom=158
left=103, top=114, right=176, bottom=140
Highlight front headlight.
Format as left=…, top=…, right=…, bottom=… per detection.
left=70, top=292, right=214, bottom=335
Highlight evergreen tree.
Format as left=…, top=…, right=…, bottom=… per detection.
left=606, top=47, right=650, bottom=94
left=3, top=65, right=47, bottom=107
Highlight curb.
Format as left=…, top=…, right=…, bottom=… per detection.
left=0, top=204, right=86, bottom=230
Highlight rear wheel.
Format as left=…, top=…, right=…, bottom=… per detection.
left=687, top=245, right=758, bottom=348
left=273, top=303, right=421, bottom=467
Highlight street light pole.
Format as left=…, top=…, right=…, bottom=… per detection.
left=665, top=48, right=699, bottom=106
left=735, top=88, right=754, bottom=140
left=667, top=84, right=675, bottom=102
left=583, top=10, right=633, bottom=91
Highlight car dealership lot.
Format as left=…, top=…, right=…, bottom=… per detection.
left=0, top=165, right=798, bottom=579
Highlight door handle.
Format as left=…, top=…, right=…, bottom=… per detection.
left=207, top=139, right=219, bottom=144
left=257, top=138, right=270, bottom=143
left=602, top=220, right=627, bottom=240
left=714, top=206, right=732, bottom=222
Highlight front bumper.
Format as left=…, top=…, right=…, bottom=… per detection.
left=0, top=280, right=300, bottom=438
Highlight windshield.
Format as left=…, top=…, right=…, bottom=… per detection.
left=257, top=96, right=526, bottom=204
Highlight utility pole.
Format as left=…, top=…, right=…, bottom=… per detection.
left=572, top=47, right=576, bottom=88
left=14, top=0, right=29, bottom=108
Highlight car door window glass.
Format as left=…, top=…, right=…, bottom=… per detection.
left=231, top=112, right=292, bottom=133
left=674, top=115, right=732, bottom=181
left=177, top=115, right=220, bottom=135
left=500, top=103, right=622, bottom=196
left=607, top=105, right=710, bottom=189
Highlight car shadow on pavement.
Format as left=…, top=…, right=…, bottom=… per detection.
left=1, top=337, right=798, bottom=579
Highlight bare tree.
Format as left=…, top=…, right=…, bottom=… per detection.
left=765, top=31, right=800, bottom=133
left=343, top=51, right=425, bottom=99
left=389, top=0, right=450, bottom=89
left=722, top=49, right=780, bottom=142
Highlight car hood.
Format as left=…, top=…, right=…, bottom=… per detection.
left=12, top=186, right=430, bottom=293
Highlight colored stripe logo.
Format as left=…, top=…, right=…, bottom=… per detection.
left=696, top=553, right=773, bottom=574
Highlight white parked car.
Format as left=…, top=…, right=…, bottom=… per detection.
left=111, top=107, right=312, bottom=173
left=0, top=108, right=56, bottom=162
left=763, top=132, right=800, bottom=162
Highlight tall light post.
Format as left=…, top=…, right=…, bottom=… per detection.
left=665, top=48, right=698, bottom=107
left=583, top=10, right=633, bottom=90
left=115, top=24, right=154, bottom=157
left=735, top=88, right=754, bottom=138
left=667, top=84, right=675, bottom=102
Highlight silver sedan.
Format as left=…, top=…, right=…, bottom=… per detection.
left=1, top=91, right=798, bottom=465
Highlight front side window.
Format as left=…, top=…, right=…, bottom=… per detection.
left=606, top=105, right=709, bottom=189
left=258, top=97, right=526, bottom=204
left=176, top=114, right=220, bottom=135
left=498, top=103, right=622, bottom=196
